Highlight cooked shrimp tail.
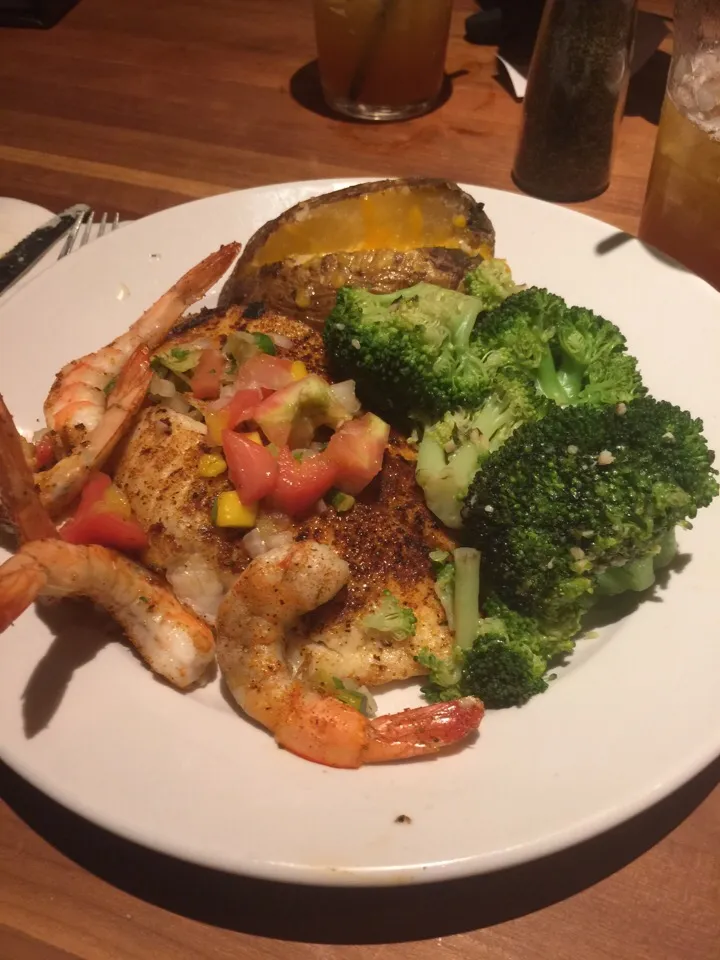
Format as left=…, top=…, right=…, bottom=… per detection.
left=44, top=242, right=241, bottom=447
left=0, top=552, right=48, bottom=631
left=0, top=540, right=215, bottom=687
left=36, top=344, right=152, bottom=515
left=275, top=689, right=484, bottom=768
left=363, top=698, right=485, bottom=764
left=216, top=541, right=484, bottom=768
left=0, top=393, right=57, bottom=543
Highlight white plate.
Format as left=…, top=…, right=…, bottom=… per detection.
left=0, top=180, right=719, bottom=887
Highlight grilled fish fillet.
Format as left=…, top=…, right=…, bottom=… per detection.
left=290, top=434, right=456, bottom=686
left=113, top=303, right=456, bottom=684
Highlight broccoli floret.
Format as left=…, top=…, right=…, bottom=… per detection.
left=416, top=375, right=547, bottom=527
left=460, top=634, right=548, bottom=708
left=473, top=288, right=645, bottom=407
left=463, top=258, right=521, bottom=310
left=463, top=398, right=719, bottom=628
left=324, top=284, right=490, bottom=418
left=418, top=629, right=548, bottom=709
left=418, top=550, right=577, bottom=708
left=417, top=569, right=569, bottom=708
left=482, top=593, right=577, bottom=661
left=362, top=590, right=417, bottom=640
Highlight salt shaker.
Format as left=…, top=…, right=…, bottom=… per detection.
left=512, top=0, right=638, bottom=202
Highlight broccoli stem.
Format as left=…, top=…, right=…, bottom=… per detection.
left=596, top=554, right=657, bottom=596
left=453, top=547, right=481, bottom=650
left=416, top=432, right=446, bottom=477
left=596, top=528, right=679, bottom=596
left=536, top=348, right=571, bottom=406
left=654, top=527, right=678, bottom=570
left=471, top=395, right=512, bottom=452
left=556, top=355, right=585, bottom=402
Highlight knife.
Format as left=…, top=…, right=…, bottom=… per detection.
left=0, top=203, right=91, bottom=297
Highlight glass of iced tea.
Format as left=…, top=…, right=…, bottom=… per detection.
left=313, top=0, right=453, bottom=121
left=638, top=0, right=720, bottom=290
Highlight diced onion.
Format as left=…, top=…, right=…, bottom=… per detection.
left=177, top=414, right=207, bottom=434
left=265, top=531, right=294, bottom=550
left=330, top=380, right=361, bottom=415
left=150, top=374, right=177, bottom=398
left=242, top=527, right=267, bottom=559
left=315, top=498, right=329, bottom=515
left=256, top=511, right=292, bottom=537
left=269, top=333, right=293, bottom=350
left=165, top=393, right=192, bottom=416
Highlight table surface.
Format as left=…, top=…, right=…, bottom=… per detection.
left=0, top=1, right=718, bottom=959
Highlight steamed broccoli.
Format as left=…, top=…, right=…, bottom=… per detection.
left=418, top=624, right=549, bottom=708
left=463, top=398, right=719, bottom=629
left=415, top=375, right=547, bottom=527
left=362, top=590, right=417, bottom=641
left=429, top=549, right=455, bottom=627
left=323, top=284, right=490, bottom=417
left=473, top=288, right=645, bottom=407
left=463, top=258, right=521, bottom=310
left=417, top=549, right=568, bottom=707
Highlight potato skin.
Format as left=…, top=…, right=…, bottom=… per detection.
left=219, top=178, right=495, bottom=321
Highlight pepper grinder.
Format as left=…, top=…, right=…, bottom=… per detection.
left=512, top=0, right=638, bottom=202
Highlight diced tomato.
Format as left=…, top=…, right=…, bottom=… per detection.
left=61, top=511, right=149, bottom=552
left=268, top=447, right=337, bottom=516
left=59, top=471, right=148, bottom=552
left=192, top=348, right=226, bottom=400
left=235, top=353, right=295, bottom=392
left=222, top=430, right=278, bottom=503
left=326, top=412, right=390, bottom=495
left=75, top=472, right=113, bottom=514
left=34, top=434, right=56, bottom=470
left=223, top=386, right=263, bottom=429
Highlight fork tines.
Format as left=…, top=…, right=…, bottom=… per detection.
left=59, top=209, right=121, bottom=258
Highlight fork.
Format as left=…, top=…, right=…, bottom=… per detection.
left=58, top=210, right=121, bottom=258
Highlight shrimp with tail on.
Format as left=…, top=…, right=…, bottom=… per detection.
left=216, top=541, right=484, bottom=768
left=44, top=242, right=240, bottom=451
left=0, top=392, right=214, bottom=688
left=36, top=343, right=151, bottom=516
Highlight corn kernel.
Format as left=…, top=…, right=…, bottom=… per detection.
left=243, top=431, right=263, bottom=445
left=212, top=491, right=257, bottom=528
left=99, top=484, right=132, bottom=519
left=198, top=453, right=227, bottom=478
left=452, top=214, right=467, bottom=229
left=205, top=409, right=229, bottom=446
left=291, top=360, right=308, bottom=381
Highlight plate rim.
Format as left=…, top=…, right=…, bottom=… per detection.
left=1, top=177, right=719, bottom=887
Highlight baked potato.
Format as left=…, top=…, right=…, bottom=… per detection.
left=219, top=178, right=495, bottom=322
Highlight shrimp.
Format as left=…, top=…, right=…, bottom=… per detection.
left=44, top=241, right=241, bottom=449
left=0, top=394, right=56, bottom=543
left=215, top=541, right=484, bottom=768
left=36, top=344, right=151, bottom=516
left=0, top=396, right=215, bottom=688
left=0, top=541, right=215, bottom=687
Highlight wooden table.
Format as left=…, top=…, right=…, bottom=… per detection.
left=0, top=1, right=717, bottom=958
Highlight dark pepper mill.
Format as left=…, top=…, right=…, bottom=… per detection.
left=512, top=0, right=637, bottom=202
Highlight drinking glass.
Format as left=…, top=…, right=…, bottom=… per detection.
left=638, top=0, right=720, bottom=289
left=313, top=0, right=453, bottom=122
